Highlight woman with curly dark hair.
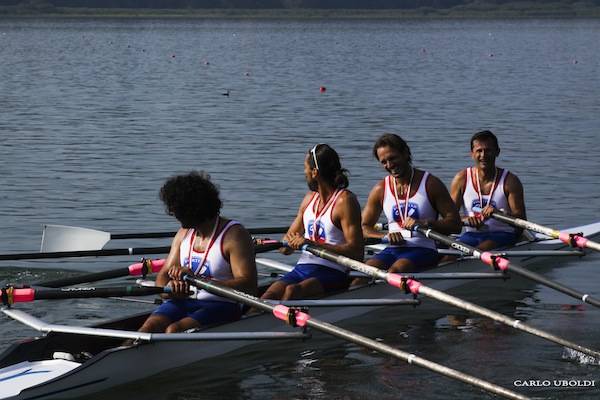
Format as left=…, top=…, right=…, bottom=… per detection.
left=138, top=171, right=257, bottom=334
left=260, top=144, right=364, bottom=301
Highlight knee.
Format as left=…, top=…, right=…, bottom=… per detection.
left=165, top=323, right=182, bottom=334
left=389, top=260, right=415, bottom=273
left=283, top=284, right=299, bottom=300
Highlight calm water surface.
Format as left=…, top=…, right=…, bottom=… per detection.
left=0, top=18, right=599, bottom=399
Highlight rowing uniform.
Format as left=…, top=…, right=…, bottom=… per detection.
left=152, top=220, right=242, bottom=325
left=281, top=189, right=350, bottom=292
left=372, top=172, right=439, bottom=270
left=458, top=167, right=518, bottom=248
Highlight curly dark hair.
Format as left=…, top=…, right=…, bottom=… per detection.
left=307, top=144, right=349, bottom=189
left=159, top=171, right=222, bottom=228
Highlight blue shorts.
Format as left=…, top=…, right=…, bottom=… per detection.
left=371, top=246, right=439, bottom=270
left=280, top=263, right=349, bottom=292
left=458, top=231, right=519, bottom=248
left=152, top=299, right=242, bottom=326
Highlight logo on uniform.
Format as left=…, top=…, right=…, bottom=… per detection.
left=392, top=203, right=419, bottom=223
left=471, top=199, right=497, bottom=210
left=307, top=220, right=327, bottom=243
left=186, top=257, right=212, bottom=277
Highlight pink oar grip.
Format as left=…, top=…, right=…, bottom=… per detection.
left=13, top=288, right=35, bottom=303
left=481, top=252, right=509, bottom=271
left=272, top=304, right=310, bottom=327
left=559, top=232, right=588, bottom=248
left=387, top=274, right=421, bottom=294
left=128, top=259, right=166, bottom=275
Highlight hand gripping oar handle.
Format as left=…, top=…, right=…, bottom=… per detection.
left=182, top=274, right=529, bottom=400
left=472, top=206, right=600, bottom=252
left=301, top=243, right=600, bottom=359
left=0, top=285, right=168, bottom=305
left=412, top=225, right=600, bottom=308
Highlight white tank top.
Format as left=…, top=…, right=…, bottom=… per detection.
left=382, top=172, right=438, bottom=250
left=296, top=189, right=348, bottom=272
left=179, top=220, right=239, bottom=302
left=462, top=167, right=515, bottom=233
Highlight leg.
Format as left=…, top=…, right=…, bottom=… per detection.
left=138, top=314, right=172, bottom=333
left=166, top=317, right=201, bottom=333
left=388, top=258, right=417, bottom=273
left=477, top=239, right=499, bottom=251
left=351, top=258, right=386, bottom=286
left=283, top=278, right=325, bottom=300
left=260, top=280, right=289, bottom=300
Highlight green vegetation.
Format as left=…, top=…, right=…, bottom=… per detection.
left=1, top=0, right=599, bottom=18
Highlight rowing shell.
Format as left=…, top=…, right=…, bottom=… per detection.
left=1, top=221, right=599, bottom=400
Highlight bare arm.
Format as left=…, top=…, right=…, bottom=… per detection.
left=405, top=174, right=461, bottom=235
left=221, top=224, right=258, bottom=296
left=451, top=169, right=483, bottom=228
left=321, top=191, right=364, bottom=261
left=155, top=228, right=188, bottom=296
left=280, top=192, right=314, bottom=255
left=361, top=181, right=385, bottom=240
left=504, top=173, right=526, bottom=236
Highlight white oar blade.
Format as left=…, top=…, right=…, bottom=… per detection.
left=41, top=224, right=111, bottom=252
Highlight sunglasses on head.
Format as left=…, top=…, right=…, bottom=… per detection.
left=310, top=143, right=325, bottom=170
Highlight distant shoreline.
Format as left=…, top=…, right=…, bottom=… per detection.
left=1, top=6, right=600, bottom=19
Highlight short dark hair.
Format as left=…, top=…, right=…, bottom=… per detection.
left=307, top=144, right=349, bottom=189
left=372, top=133, right=412, bottom=163
left=159, top=171, right=222, bottom=228
left=470, top=130, right=500, bottom=150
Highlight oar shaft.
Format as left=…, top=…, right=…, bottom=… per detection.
left=0, top=246, right=171, bottom=261
left=183, top=275, right=528, bottom=400
left=1, top=239, right=282, bottom=262
left=110, top=226, right=289, bottom=240
left=37, top=259, right=166, bottom=288
left=302, top=244, right=600, bottom=359
left=418, top=285, right=600, bottom=358
left=414, top=226, right=600, bottom=308
left=1, top=285, right=166, bottom=303
left=479, top=208, right=600, bottom=252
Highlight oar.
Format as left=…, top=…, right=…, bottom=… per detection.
left=300, top=243, right=600, bottom=359
left=0, top=285, right=167, bottom=305
left=182, top=275, right=529, bottom=400
left=473, top=207, right=600, bottom=252
left=40, top=224, right=289, bottom=252
left=36, top=259, right=166, bottom=288
left=0, top=238, right=284, bottom=262
left=413, top=226, right=600, bottom=308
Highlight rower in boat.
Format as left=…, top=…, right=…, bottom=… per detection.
left=358, top=133, right=461, bottom=277
left=450, top=130, right=526, bottom=250
left=260, top=144, right=363, bottom=301
left=138, top=171, right=257, bottom=333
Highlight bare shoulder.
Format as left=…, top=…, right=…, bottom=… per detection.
left=336, top=190, right=361, bottom=210
left=368, top=179, right=385, bottom=198
left=506, top=170, right=523, bottom=186
left=299, top=191, right=316, bottom=210
left=223, top=222, right=252, bottom=244
left=451, top=169, right=468, bottom=186
left=172, top=227, right=188, bottom=245
left=425, top=172, right=448, bottom=193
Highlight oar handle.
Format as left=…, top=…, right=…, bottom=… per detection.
left=1, top=285, right=169, bottom=305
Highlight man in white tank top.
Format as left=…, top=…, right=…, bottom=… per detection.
left=138, top=171, right=257, bottom=334
left=359, top=134, right=461, bottom=277
left=261, top=144, right=364, bottom=301
left=450, top=130, right=526, bottom=250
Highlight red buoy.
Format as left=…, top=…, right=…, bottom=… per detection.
left=320, top=86, right=326, bottom=93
